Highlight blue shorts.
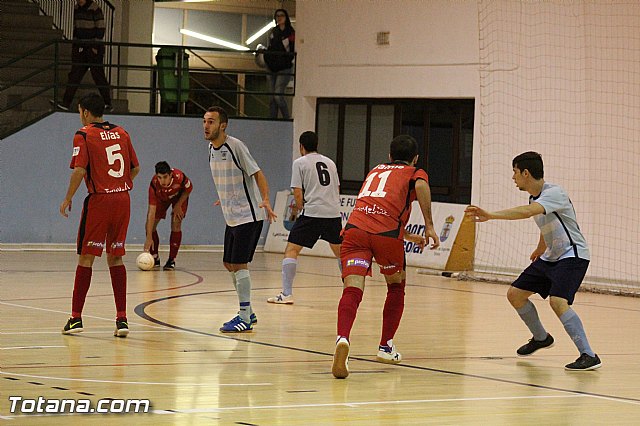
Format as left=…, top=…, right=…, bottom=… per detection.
left=223, top=221, right=263, bottom=264
left=512, top=257, right=589, bottom=305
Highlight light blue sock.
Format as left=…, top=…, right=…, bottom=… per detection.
left=231, top=271, right=253, bottom=317
left=560, top=309, right=595, bottom=356
left=516, top=300, right=548, bottom=341
left=282, top=258, right=297, bottom=296
left=234, top=269, right=252, bottom=323
left=230, top=272, right=237, bottom=291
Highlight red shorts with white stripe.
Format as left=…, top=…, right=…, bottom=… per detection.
left=340, top=226, right=405, bottom=279
left=77, top=192, right=131, bottom=256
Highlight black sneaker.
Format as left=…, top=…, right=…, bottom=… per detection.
left=154, top=257, right=161, bottom=268
left=565, top=353, right=602, bottom=371
left=62, top=317, right=83, bottom=334
left=163, top=258, right=175, bottom=270
left=517, top=333, right=554, bottom=356
left=114, top=317, right=129, bottom=338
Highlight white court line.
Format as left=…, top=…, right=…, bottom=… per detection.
left=1, top=346, right=67, bottom=350
left=152, top=394, right=588, bottom=414
left=585, top=394, right=640, bottom=406
left=0, top=301, right=167, bottom=331
left=1, top=330, right=178, bottom=335
left=0, top=371, right=271, bottom=387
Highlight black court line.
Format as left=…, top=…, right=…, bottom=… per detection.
left=135, top=290, right=640, bottom=405
left=3, top=376, right=96, bottom=398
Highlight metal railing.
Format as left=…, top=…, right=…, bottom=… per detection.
left=30, top=0, right=115, bottom=83
left=0, top=39, right=296, bottom=139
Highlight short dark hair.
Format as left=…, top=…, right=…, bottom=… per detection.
left=299, top=131, right=318, bottom=152
left=206, top=106, right=228, bottom=124
left=390, top=135, right=418, bottom=163
left=78, top=93, right=104, bottom=117
left=155, top=161, right=171, bottom=175
left=512, top=151, right=544, bottom=179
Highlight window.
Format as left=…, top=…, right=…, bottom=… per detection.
left=316, top=98, right=474, bottom=203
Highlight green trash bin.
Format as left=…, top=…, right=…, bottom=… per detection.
left=156, top=47, right=189, bottom=103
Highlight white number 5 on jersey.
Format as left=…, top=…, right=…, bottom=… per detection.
left=106, top=144, right=124, bottom=178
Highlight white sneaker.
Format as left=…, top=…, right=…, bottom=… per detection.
left=376, top=340, right=402, bottom=364
left=267, top=292, right=294, bottom=304
left=332, top=336, right=350, bottom=379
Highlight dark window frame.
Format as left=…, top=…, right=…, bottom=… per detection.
left=315, top=97, right=474, bottom=203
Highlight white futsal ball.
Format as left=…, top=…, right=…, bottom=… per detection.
left=136, top=252, right=155, bottom=271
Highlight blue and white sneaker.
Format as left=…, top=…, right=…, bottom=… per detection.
left=232, top=311, right=257, bottom=325
left=220, top=315, right=253, bottom=333
left=376, top=340, right=402, bottom=364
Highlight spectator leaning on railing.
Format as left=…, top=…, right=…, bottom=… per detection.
left=264, top=8, right=295, bottom=119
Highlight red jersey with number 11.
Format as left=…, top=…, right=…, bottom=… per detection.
left=347, top=163, right=428, bottom=239
left=69, top=122, right=139, bottom=194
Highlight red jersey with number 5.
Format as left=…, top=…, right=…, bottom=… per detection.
left=69, top=122, right=139, bottom=194
left=347, top=163, right=428, bottom=239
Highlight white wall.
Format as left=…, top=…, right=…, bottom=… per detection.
left=473, top=1, right=640, bottom=287
left=292, top=1, right=640, bottom=288
left=293, top=0, right=480, bottom=157
left=119, top=0, right=155, bottom=113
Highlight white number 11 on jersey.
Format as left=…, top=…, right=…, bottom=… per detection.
left=358, top=170, right=392, bottom=198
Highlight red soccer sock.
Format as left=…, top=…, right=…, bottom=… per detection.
left=380, top=281, right=406, bottom=346
left=71, top=266, right=92, bottom=318
left=169, top=231, right=182, bottom=259
left=109, top=265, right=127, bottom=319
left=151, top=231, right=160, bottom=257
left=337, top=286, right=363, bottom=339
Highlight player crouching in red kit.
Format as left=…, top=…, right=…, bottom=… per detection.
left=60, top=93, right=140, bottom=338
left=143, top=161, right=193, bottom=270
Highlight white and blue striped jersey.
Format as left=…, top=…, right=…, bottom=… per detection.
left=530, top=182, right=590, bottom=262
left=209, top=135, right=264, bottom=227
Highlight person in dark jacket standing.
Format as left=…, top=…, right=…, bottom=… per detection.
left=264, top=9, right=295, bottom=119
left=54, top=0, right=112, bottom=112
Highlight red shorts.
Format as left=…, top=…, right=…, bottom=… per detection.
left=154, top=198, right=188, bottom=220
left=77, top=192, right=131, bottom=256
left=340, top=226, right=405, bottom=279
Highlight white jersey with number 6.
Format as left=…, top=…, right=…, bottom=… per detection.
left=290, top=152, right=340, bottom=218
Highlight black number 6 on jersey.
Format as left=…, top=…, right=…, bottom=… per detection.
left=315, top=162, right=330, bottom=186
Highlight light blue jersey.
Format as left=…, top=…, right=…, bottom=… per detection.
left=209, top=135, right=264, bottom=227
left=530, top=182, right=590, bottom=262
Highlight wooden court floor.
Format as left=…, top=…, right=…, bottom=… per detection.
left=1, top=250, right=639, bottom=425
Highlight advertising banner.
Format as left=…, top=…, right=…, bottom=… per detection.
left=264, top=190, right=467, bottom=270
